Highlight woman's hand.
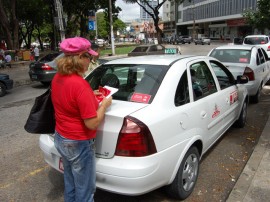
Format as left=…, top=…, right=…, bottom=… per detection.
left=101, top=96, right=112, bottom=109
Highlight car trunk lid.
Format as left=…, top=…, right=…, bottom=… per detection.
left=223, top=62, right=248, bottom=79
left=95, top=101, right=147, bottom=158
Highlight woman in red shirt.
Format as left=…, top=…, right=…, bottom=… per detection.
left=52, top=37, right=112, bottom=202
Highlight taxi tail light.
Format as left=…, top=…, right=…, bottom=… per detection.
left=267, top=45, right=270, bottom=51
left=41, top=64, right=54, bottom=71
left=115, top=116, right=157, bottom=157
left=243, top=67, right=255, bottom=81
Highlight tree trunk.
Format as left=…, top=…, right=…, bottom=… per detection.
left=0, top=0, right=12, bottom=49
left=10, top=0, right=19, bottom=49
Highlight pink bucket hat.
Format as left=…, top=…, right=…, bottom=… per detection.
left=60, top=37, right=98, bottom=56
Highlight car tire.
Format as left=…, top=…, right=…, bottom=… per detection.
left=195, top=43, right=197, bottom=45
left=165, top=146, right=200, bottom=200
left=0, top=82, right=7, bottom=97
left=234, top=100, right=247, bottom=128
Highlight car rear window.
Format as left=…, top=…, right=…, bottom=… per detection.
left=210, top=49, right=251, bottom=64
left=244, top=37, right=269, bottom=45
left=85, top=64, right=168, bottom=103
left=39, top=52, right=60, bottom=62
left=131, top=47, right=148, bottom=52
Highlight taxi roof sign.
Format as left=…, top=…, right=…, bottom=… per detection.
left=165, top=48, right=178, bottom=54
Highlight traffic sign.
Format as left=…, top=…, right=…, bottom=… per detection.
left=88, top=20, right=95, bottom=31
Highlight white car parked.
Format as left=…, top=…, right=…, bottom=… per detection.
left=39, top=55, right=248, bottom=200
left=208, top=45, right=270, bottom=103
left=243, top=35, right=270, bottom=57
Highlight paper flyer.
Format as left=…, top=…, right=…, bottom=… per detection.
left=95, top=85, right=118, bottom=103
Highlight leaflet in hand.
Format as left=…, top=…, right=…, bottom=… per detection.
left=95, top=85, right=118, bottom=103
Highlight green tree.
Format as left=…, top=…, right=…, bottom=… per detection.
left=123, top=0, right=187, bottom=44
left=0, top=0, right=19, bottom=49
left=243, top=0, right=270, bottom=33
left=92, top=12, right=126, bottom=40
left=17, top=0, right=52, bottom=50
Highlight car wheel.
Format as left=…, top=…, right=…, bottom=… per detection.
left=251, top=84, right=262, bottom=103
left=234, top=100, right=247, bottom=128
left=0, top=82, right=7, bottom=97
left=195, top=43, right=197, bottom=45
left=165, top=146, right=199, bottom=200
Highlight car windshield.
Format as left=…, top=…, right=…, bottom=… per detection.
left=244, top=37, right=269, bottom=45
left=85, top=64, right=168, bottom=103
left=210, top=49, right=251, bottom=64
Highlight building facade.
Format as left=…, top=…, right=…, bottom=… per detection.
left=162, top=0, right=176, bottom=38
left=176, top=0, right=260, bottom=40
left=140, top=0, right=158, bottom=19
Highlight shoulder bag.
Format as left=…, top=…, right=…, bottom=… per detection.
left=24, top=87, right=55, bottom=134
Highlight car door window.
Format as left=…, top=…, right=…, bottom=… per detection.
left=190, top=61, right=217, bottom=101
left=210, top=60, right=235, bottom=90
left=257, top=48, right=266, bottom=65
left=260, top=48, right=269, bottom=60
left=175, top=70, right=190, bottom=106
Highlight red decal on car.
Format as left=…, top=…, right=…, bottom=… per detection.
left=239, top=58, right=248, bottom=63
left=212, top=104, right=220, bottom=118
left=131, top=93, right=151, bottom=103
left=230, top=91, right=238, bottom=105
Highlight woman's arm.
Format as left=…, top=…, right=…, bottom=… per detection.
left=83, top=96, right=112, bottom=130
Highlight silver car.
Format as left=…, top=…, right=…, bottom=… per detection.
left=208, top=45, right=270, bottom=103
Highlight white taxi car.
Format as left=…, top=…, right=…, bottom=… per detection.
left=208, top=45, right=270, bottom=103
left=39, top=55, right=248, bottom=200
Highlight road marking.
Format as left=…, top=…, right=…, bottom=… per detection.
left=0, top=165, right=49, bottom=189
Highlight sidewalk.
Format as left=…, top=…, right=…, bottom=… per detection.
left=227, top=116, right=270, bottom=201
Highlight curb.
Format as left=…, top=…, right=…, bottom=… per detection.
left=227, top=116, right=270, bottom=201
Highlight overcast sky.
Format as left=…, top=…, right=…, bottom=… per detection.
left=115, top=0, right=140, bottom=21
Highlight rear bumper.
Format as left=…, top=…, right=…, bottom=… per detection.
left=28, top=72, right=55, bottom=82
left=39, top=134, right=190, bottom=196
left=4, top=79, right=14, bottom=90
left=245, top=80, right=260, bottom=96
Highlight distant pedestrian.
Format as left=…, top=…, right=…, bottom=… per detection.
left=33, top=46, right=39, bottom=61
left=5, top=54, right=11, bottom=63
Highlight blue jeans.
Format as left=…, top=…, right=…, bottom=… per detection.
left=54, top=131, right=96, bottom=202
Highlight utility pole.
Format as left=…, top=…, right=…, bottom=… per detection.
left=54, top=0, right=65, bottom=42
left=109, top=0, right=115, bottom=55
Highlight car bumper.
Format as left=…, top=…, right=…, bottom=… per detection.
left=28, top=72, right=55, bottom=82
left=39, top=134, right=190, bottom=196
left=4, top=79, right=13, bottom=90
left=244, top=80, right=260, bottom=96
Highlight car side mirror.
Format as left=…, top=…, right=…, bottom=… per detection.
left=236, top=75, right=249, bottom=84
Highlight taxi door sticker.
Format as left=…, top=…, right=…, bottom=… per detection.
left=212, top=104, right=220, bottom=118
left=230, top=90, right=238, bottom=105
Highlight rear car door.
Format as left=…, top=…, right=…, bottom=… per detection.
left=187, top=60, right=225, bottom=149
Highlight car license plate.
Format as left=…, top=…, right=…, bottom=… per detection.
left=31, top=75, right=37, bottom=79
left=59, top=158, right=64, bottom=172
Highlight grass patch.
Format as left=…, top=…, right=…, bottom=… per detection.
left=100, top=46, right=136, bottom=56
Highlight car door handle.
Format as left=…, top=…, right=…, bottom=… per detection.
left=200, top=111, right=207, bottom=119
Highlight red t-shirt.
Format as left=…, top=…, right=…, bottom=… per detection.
left=51, top=73, right=99, bottom=140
